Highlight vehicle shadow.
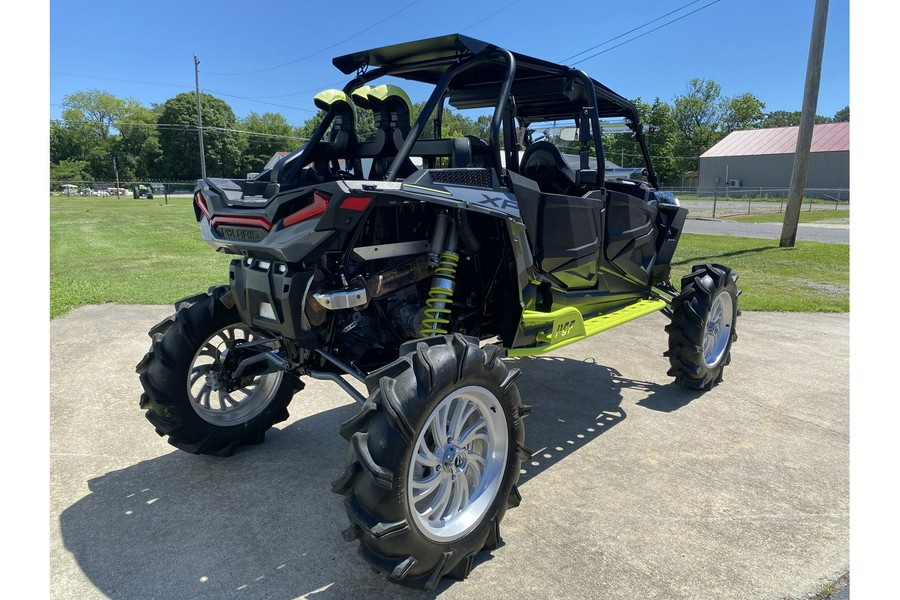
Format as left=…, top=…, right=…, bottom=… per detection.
left=58, top=356, right=701, bottom=599
left=671, top=244, right=776, bottom=266
left=505, top=355, right=700, bottom=486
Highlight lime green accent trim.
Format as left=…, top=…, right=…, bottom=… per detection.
left=402, top=183, right=453, bottom=196
left=366, top=84, right=413, bottom=114
left=313, top=89, right=357, bottom=121
left=507, top=298, right=667, bottom=357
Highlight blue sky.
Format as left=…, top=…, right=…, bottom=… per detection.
left=49, top=0, right=850, bottom=126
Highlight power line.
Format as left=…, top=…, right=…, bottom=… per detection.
left=51, top=38, right=188, bottom=61
left=558, top=0, right=706, bottom=63
left=569, top=0, right=722, bottom=66
left=202, top=88, right=317, bottom=113
left=203, top=0, right=422, bottom=77
left=50, top=119, right=309, bottom=142
left=241, top=81, right=348, bottom=100
left=51, top=71, right=320, bottom=114
left=51, top=71, right=192, bottom=91
left=459, top=0, right=525, bottom=33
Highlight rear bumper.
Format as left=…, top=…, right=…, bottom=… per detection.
left=229, top=258, right=316, bottom=340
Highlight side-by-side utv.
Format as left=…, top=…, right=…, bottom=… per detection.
left=136, top=34, right=739, bottom=590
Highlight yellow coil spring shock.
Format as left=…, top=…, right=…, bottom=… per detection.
left=419, top=251, right=460, bottom=337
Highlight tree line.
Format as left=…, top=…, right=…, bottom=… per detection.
left=50, top=80, right=848, bottom=187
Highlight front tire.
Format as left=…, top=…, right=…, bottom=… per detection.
left=136, top=286, right=300, bottom=456
left=665, top=264, right=740, bottom=390
left=332, top=335, right=528, bottom=590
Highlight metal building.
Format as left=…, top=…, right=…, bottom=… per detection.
left=698, top=122, right=849, bottom=199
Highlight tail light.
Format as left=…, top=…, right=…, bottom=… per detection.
left=340, top=196, right=372, bottom=211
left=194, top=190, right=211, bottom=220
left=211, top=215, right=273, bottom=230
left=284, top=191, right=330, bottom=227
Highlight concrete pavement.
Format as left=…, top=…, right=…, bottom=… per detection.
left=50, top=304, right=849, bottom=599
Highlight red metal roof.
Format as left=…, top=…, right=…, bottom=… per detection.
left=700, top=122, right=849, bottom=158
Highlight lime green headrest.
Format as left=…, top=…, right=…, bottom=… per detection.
left=313, top=89, right=357, bottom=121
left=364, top=85, right=412, bottom=114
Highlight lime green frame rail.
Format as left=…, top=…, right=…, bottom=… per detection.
left=507, top=298, right=668, bottom=357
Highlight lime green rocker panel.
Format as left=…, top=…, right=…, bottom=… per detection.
left=507, top=299, right=668, bottom=357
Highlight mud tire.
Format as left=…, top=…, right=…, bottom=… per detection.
left=665, top=264, right=740, bottom=390
left=136, top=286, right=299, bottom=456
left=332, top=334, right=528, bottom=590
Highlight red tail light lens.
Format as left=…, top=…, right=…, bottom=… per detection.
left=194, top=190, right=211, bottom=220
left=211, top=215, right=273, bottom=230
left=284, top=191, right=329, bottom=227
left=340, top=196, right=372, bottom=211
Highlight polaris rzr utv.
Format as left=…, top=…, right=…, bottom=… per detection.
left=137, top=34, right=739, bottom=590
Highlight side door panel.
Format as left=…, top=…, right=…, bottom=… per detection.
left=539, top=194, right=604, bottom=290
left=604, top=189, right=658, bottom=286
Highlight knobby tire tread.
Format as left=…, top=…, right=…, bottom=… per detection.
left=332, top=334, right=526, bottom=590
left=135, top=286, right=299, bottom=456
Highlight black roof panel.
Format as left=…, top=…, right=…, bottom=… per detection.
left=333, top=34, right=639, bottom=123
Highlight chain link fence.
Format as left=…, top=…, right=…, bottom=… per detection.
left=51, top=180, right=199, bottom=200
left=660, top=187, right=849, bottom=219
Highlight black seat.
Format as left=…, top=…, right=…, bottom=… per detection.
left=273, top=90, right=358, bottom=183
left=450, top=136, right=492, bottom=168
left=519, top=141, right=577, bottom=195
left=356, top=85, right=417, bottom=180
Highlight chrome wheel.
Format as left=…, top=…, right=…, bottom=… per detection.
left=703, top=290, right=734, bottom=368
left=407, top=385, right=509, bottom=542
left=187, top=324, right=284, bottom=426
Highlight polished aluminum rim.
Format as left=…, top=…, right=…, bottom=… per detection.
left=407, top=386, right=508, bottom=542
left=187, top=324, right=283, bottom=426
left=703, top=290, right=734, bottom=368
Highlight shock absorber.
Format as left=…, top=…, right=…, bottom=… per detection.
left=420, top=213, right=459, bottom=338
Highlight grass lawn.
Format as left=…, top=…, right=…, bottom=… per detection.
left=50, top=197, right=233, bottom=318
left=49, top=196, right=849, bottom=318
left=669, top=234, right=848, bottom=312
left=726, top=209, right=849, bottom=224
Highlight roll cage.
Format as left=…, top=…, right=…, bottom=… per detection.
left=269, top=33, right=660, bottom=191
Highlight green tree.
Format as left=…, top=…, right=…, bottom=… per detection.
left=640, top=98, right=679, bottom=185
left=598, top=98, right=680, bottom=185
left=240, top=112, right=302, bottom=175
left=672, top=79, right=726, bottom=175
left=50, top=159, right=91, bottom=185
left=157, top=92, right=244, bottom=180
left=833, top=105, right=849, bottom=122
left=116, top=103, right=161, bottom=179
left=54, top=90, right=141, bottom=180
left=760, top=110, right=833, bottom=128
left=296, top=110, right=327, bottom=142
left=50, top=120, right=86, bottom=166
left=723, top=93, right=766, bottom=131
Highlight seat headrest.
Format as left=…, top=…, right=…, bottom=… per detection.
left=352, top=84, right=412, bottom=130
left=313, top=89, right=356, bottom=131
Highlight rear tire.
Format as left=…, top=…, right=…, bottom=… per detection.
left=665, top=264, right=740, bottom=390
left=136, top=286, right=300, bottom=456
left=332, top=334, right=528, bottom=590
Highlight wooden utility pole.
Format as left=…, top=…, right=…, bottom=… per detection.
left=113, top=155, right=120, bottom=199
left=780, top=0, right=829, bottom=247
left=194, top=54, right=207, bottom=179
